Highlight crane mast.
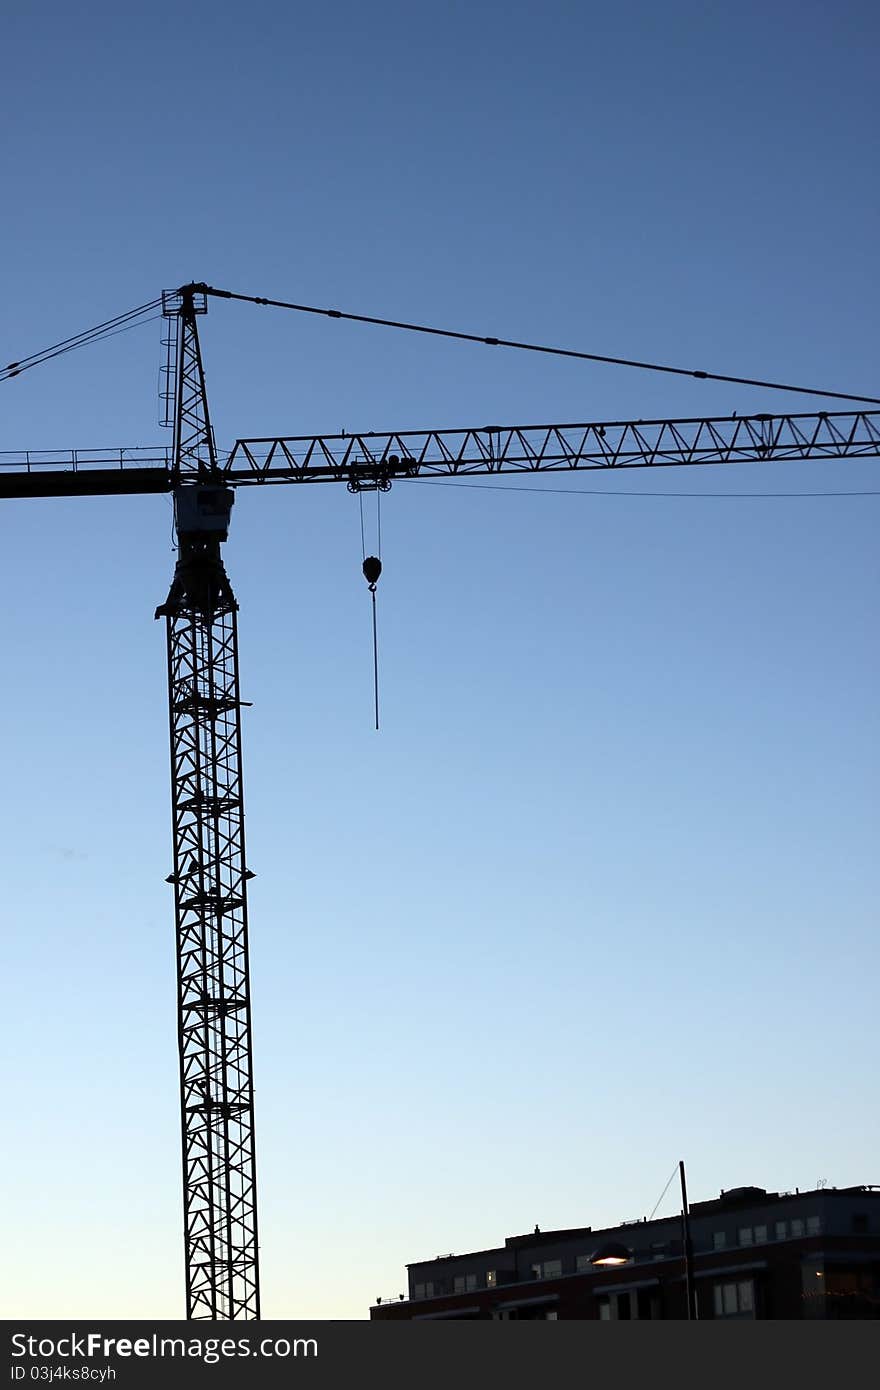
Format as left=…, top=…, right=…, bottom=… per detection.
left=156, top=287, right=260, bottom=1320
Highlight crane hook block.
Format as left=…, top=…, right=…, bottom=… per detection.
left=362, top=556, right=382, bottom=588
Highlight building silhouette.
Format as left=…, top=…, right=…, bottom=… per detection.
left=370, top=1183, right=880, bottom=1320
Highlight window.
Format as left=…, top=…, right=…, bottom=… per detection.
left=791, top=1219, right=805, bottom=1238
left=454, top=1276, right=465, bottom=1293
left=754, top=1224, right=767, bottom=1243
left=487, top=1270, right=498, bottom=1288
left=775, top=1221, right=787, bottom=1241
left=414, top=1281, right=435, bottom=1300
left=576, top=1255, right=591, bottom=1272
left=545, top=1310, right=559, bottom=1321
left=806, top=1216, right=822, bottom=1236
left=636, top=1288, right=656, bottom=1320
left=466, top=1274, right=478, bottom=1292
left=738, top=1227, right=753, bottom=1246
left=532, top=1260, right=562, bottom=1280
left=453, top=1274, right=479, bottom=1293
left=713, top=1279, right=755, bottom=1317
left=713, top=1231, right=727, bottom=1251
left=594, top=1291, right=647, bottom=1321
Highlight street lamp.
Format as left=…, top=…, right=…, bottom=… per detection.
left=590, top=1163, right=697, bottom=1319
left=589, top=1240, right=632, bottom=1267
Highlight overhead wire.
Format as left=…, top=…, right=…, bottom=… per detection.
left=202, top=283, right=880, bottom=407
left=648, top=1164, right=681, bottom=1223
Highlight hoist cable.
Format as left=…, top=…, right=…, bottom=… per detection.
left=202, top=284, right=880, bottom=406
left=371, top=589, right=379, bottom=733
left=358, top=500, right=381, bottom=730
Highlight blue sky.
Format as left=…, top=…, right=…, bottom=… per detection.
left=1, top=0, right=877, bottom=1318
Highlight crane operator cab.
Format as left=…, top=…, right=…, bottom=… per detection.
left=173, top=483, right=234, bottom=542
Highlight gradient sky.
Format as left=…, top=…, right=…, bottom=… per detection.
left=1, top=0, right=877, bottom=1319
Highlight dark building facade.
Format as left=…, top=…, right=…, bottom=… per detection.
left=371, top=1184, right=880, bottom=1320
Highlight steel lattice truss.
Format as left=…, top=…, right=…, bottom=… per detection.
left=155, top=291, right=260, bottom=1320
left=2, top=408, right=877, bottom=500
left=224, top=408, right=880, bottom=485
left=160, top=544, right=259, bottom=1320
left=163, top=286, right=216, bottom=480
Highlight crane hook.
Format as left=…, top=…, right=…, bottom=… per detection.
left=362, top=555, right=382, bottom=590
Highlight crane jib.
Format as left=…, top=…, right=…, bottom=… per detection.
left=1, top=408, right=879, bottom=500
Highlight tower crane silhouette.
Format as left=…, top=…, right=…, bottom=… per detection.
left=3, top=283, right=879, bottom=1319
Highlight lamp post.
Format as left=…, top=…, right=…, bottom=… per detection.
left=590, top=1164, right=697, bottom=1321
left=679, top=1160, right=697, bottom=1320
